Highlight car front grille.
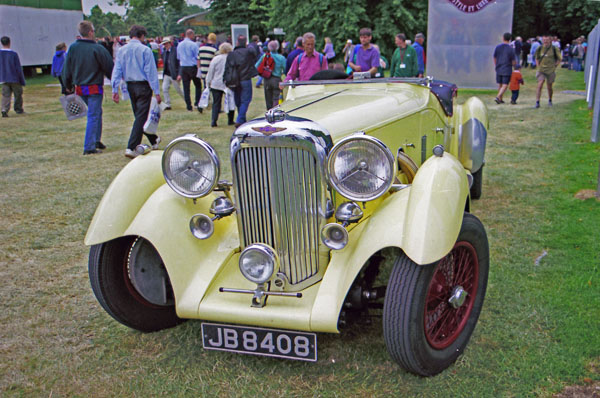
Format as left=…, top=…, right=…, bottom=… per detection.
left=233, top=146, right=322, bottom=286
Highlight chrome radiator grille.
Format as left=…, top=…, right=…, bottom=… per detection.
left=233, top=146, right=321, bottom=285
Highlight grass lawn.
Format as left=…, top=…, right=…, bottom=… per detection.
left=0, top=67, right=598, bottom=397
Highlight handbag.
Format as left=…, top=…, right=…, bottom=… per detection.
left=59, top=94, right=87, bottom=121
left=224, top=88, right=236, bottom=112
left=120, top=80, right=130, bottom=101
left=143, top=97, right=161, bottom=134
left=198, top=87, right=210, bottom=108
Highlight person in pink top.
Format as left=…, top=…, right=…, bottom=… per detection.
left=284, top=32, right=328, bottom=82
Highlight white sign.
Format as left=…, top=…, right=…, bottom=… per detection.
left=231, top=24, right=249, bottom=45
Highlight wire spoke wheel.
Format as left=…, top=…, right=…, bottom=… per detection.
left=383, top=213, right=489, bottom=376
left=424, top=242, right=479, bottom=349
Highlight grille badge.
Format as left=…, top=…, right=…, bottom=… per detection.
left=251, top=126, right=287, bottom=136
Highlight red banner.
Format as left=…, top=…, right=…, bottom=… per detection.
left=447, top=0, right=493, bottom=13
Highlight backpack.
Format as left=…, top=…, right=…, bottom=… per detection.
left=257, top=52, right=275, bottom=78
left=570, top=46, right=577, bottom=57
left=296, top=52, right=324, bottom=69
left=223, top=53, right=240, bottom=88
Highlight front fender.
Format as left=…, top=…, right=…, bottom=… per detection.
left=84, top=151, right=240, bottom=318
left=311, top=152, right=468, bottom=332
left=84, top=152, right=165, bottom=246
left=124, top=185, right=239, bottom=318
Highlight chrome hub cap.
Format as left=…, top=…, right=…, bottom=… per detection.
left=448, top=286, right=468, bottom=309
left=127, top=238, right=173, bottom=306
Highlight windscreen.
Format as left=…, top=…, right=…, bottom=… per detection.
left=426, top=0, right=514, bottom=89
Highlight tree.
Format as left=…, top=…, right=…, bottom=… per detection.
left=209, top=0, right=270, bottom=39
left=114, top=0, right=186, bottom=11
left=86, top=5, right=128, bottom=37
left=513, top=0, right=600, bottom=43
left=266, top=0, right=365, bottom=57
left=265, top=0, right=427, bottom=61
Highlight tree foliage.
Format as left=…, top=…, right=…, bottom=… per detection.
left=113, top=0, right=186, bottom=11
left=88, top=0, right=600, bottom=51
left=513, top=0, right=600, bottom=43
left=207, top=0, right=428, bottom=60
left=86, top=5, right=128, bottom=37
left=209, top=0, right=270, bottom=39
left=85, top=3, right=203, bottom=38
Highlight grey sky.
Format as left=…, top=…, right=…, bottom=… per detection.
left=81, top=0, right=209, bottom=15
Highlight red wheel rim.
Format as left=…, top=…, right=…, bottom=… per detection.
left=424, top=241, right=479, bottom=349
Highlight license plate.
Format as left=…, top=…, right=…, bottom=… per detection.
left=201, top=322, right=317, bottom=362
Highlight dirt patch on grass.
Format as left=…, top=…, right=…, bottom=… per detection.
left=554, top=360, right=600, bottom=397
left=574, top=189, right=600, bottom=200
left=553, top=382, right=600, bottom=397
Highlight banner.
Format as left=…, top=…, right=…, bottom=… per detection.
left=447, top=0, right=494, bottom=13
left=426, top=0, right=514, bottom=89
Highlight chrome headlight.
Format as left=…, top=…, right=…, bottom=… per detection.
left=239, top=244, right=278, bottom=284
left=162, top=135, right=220, bottom=198
left=326, top=135, right=396, bottom=201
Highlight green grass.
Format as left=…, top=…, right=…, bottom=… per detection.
left=0, top=68, right=598, bottom=397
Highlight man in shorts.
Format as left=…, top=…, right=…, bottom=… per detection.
left=534, top=34, right=561, bottom=108
left=493, top=32, right=516, bottom=104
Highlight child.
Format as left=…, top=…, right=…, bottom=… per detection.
left=51, top=43, right=68, bottom=95
left=509, top=65, right=524, bottom=104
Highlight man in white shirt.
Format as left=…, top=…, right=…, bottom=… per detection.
left=177, top=29, right=202, bottom=112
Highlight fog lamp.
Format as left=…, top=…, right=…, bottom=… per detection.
left=239, top=244, right=278, bottom=284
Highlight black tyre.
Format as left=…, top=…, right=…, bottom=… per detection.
left=383, top=213, right=489, bottom=376
left=89, top=236, right=183, bottom=332
left=470, top=166, right=483, bottom=200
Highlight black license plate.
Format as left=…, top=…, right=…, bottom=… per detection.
left=201, top=323, right=317, bottom=362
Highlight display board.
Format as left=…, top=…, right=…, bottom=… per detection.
left=426, top=0, right=514, bottom=89
left=585, top=20, right=600, bottom=143
left=231, top=24, right=249, bottom=45
left=0, top=5, right=83, bottom=66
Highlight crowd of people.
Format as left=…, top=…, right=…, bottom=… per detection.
left=494, top=32, right=587, bottom=108
left=0, top=22, right=588, bottom=158
left=38, top=23, right=429, bottom=158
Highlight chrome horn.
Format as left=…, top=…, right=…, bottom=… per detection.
left=321, top=223, right=349, bottom=250
left=189, top=197, right=235, bottom=240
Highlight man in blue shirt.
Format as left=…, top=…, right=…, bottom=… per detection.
left=285, top=37, right=303, bottom=74
left=413, top=33, right=425, bottom=78
left=112, top=25, right=162, bottom=159
left=1, top=36, right=26, bottom=118
left=493, top=32, right=516, bottom=104
left=177, top=29, right=202, bottom=112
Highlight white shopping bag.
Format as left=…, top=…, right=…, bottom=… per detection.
left=120, top=80, right=130, bottom=101
left=224, top=88, right=236, bottom=112
left=59, top=94, right=87, bottom=121
left=143, top=97, right=161, bottom=134
left=198, top=87, right=210, bottom=109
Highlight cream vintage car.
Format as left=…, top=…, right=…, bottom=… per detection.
left=85, top=76, right=489, bottom=376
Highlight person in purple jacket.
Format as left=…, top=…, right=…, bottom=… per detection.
left=322, top=37, right=335, bottom=63
left=51, top=42, right=68, bottom=95
left=348, top=27, right=380, bottom=77
left=1, top=36, right=26, bottom=117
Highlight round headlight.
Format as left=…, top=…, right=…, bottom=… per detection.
left=239, top=244, right=278, bottom=284
left=162, top=135, right=220, bottom=198
left=327, top=135, right=396, bottom=201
